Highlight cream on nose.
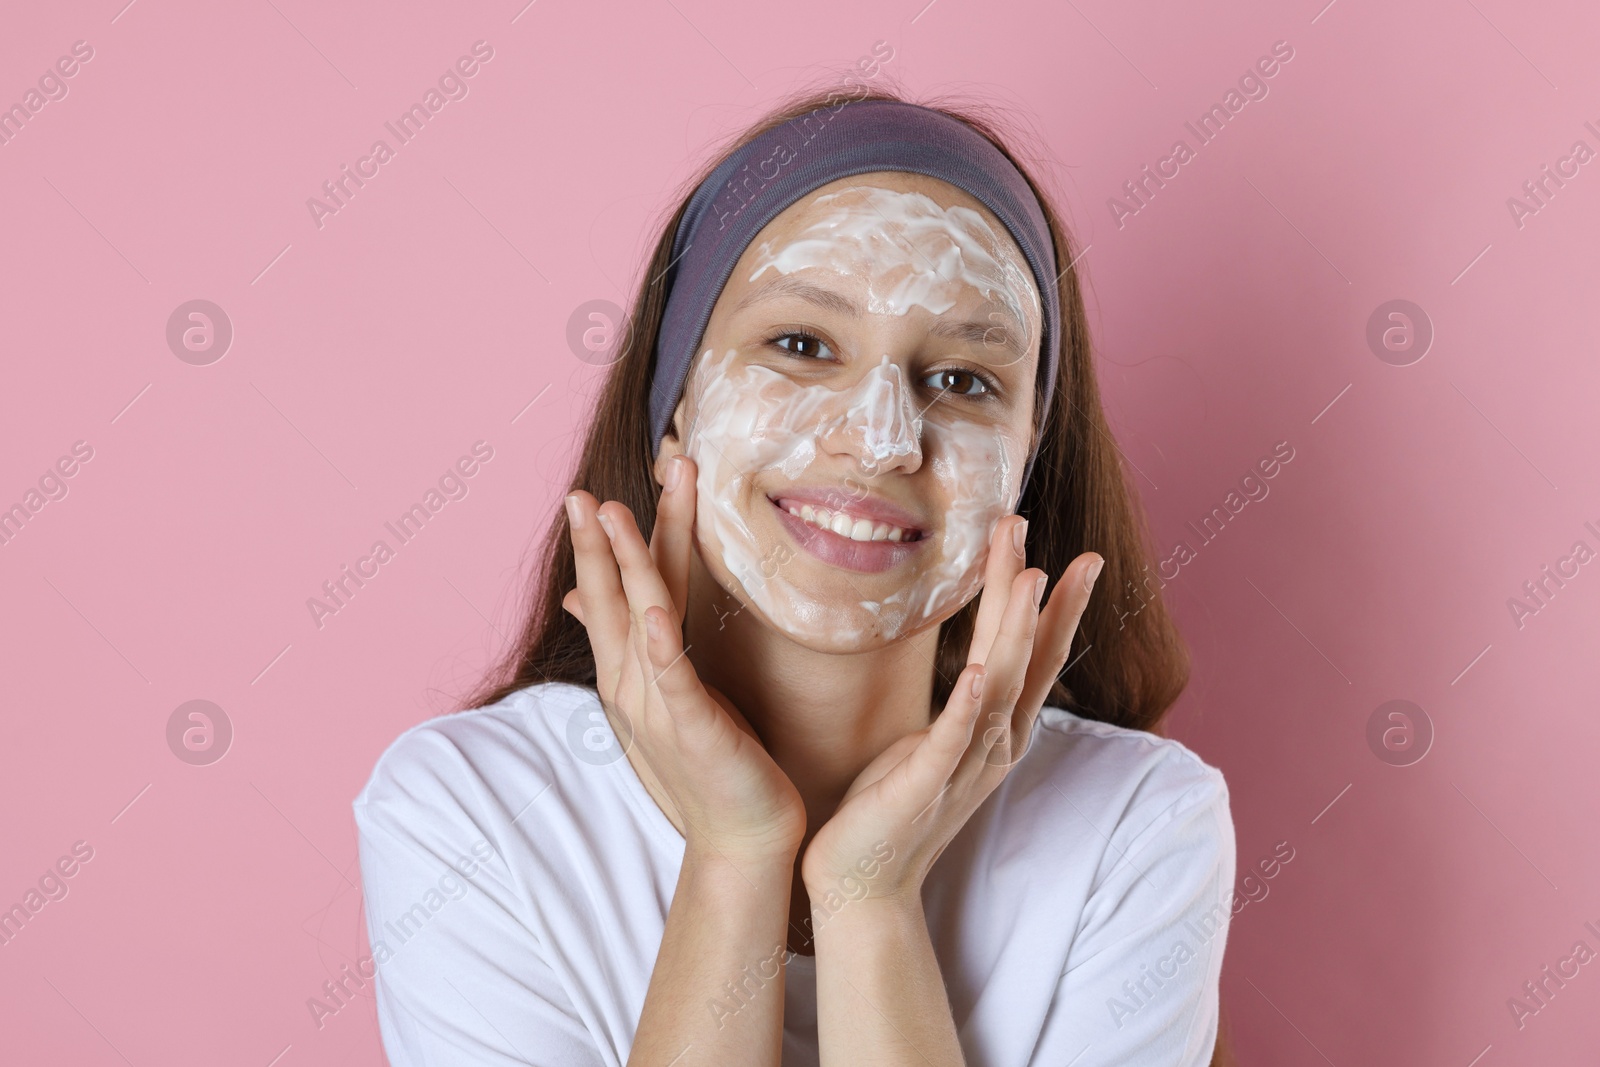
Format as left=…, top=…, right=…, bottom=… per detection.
left=824, top=356, right=923, bottom=473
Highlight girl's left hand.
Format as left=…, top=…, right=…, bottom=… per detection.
left=798, top=516, right=1105, bottom=904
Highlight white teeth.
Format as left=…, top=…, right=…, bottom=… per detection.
left=784, top=499, right=910, bottom=543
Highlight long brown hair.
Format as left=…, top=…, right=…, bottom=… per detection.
left=463, top=82, right=1228, bottom=1066
left=465, top=85, right=1189, bottom=732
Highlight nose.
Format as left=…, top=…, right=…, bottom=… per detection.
left=816, top=356, right=924, bottom=476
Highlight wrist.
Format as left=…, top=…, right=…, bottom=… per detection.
left=683, top=840, right=797, bottom=882
left=800, top=836, right=917, bottom=902
left=808, top=884, right=925, bottom=946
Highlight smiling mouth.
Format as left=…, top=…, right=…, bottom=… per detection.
left=766, top=494, right=928, bottom=575
left=774, top=498, right=923, bottom=543
left=771, top=492, right=934, bottom=543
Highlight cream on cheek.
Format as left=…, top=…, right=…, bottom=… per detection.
left=910, top=417, right=1019, bottom=626
left=683, top=347, right=1024, bottom=644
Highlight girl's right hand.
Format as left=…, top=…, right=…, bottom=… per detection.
left=562, top=456, right=807, bottom=865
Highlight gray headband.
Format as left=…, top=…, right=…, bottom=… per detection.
left=648, top=97, right=1061, bottom=495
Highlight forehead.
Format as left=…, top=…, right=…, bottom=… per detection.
left=748, top=171, right=1027, bottom=270
left=763, top=170, right=999, bottom=229
left=727, top=171, right=1042, bottom=339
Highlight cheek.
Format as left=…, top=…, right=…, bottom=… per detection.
left=929, top=420, right=1022, bottom=538
left=681, top=352, right=833, bottom=564
left=889, top=421, right=1022, bottom=625
left=684, top=354, right=834, bottom=481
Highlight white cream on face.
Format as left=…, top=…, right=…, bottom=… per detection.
left=747, top=184, right=1040, bottom=364
left=682, top=185, right=1038, bottom=646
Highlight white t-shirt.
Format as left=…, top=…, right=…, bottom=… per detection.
left=353, top=681, right=1235, bottom=1067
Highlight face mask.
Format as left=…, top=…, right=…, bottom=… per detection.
left=681, top=185, right=1038, bottom=645
left=746, top=185, right=1039, bottom=362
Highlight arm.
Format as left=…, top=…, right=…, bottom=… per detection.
left=565, top=470, right=809, bottom=1065
left=629, top=845, right=796, bottom=1067
left=1027, top=772, right=1236, bottom=1066
left=802, top=517, right=1105, bottom=1067
left=355, top=726, right=802, bottom=1067
left=812, top=892, right=965, bottom=1067
left=354, top=787, right=607, bottom=1067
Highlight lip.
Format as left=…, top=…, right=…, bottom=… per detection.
left=769, top=495, right=928, bottom=574
left=768, top=485, right=927, bottom=535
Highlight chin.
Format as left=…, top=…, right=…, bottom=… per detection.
left=745, top=594, right=944, bottom=653
left=701, top=532, right=969, bottom=652
left=690, top=472, right=990, bottom=649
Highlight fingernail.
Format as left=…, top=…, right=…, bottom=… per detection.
left=665, top=455, right=683, bottom=492
left=1084, top=557, right=1105, bottom=594
left=565, top=494, right=583, bottom=530
left=1012, top=519, right=1028, bottom=558
left=1033, top=573, right=1047, bottom=608
left=645, top=611, right=661, bottom=641
left=969, top=668, right=986, bottom=700
left=598, top=513, right=615, bottom=539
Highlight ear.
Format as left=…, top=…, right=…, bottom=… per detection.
left=651, top=400, right=690, bottom=489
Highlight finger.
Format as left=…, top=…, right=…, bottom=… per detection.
left=562, top=588, right=586, bottom=625
left=1018, top=553, right=1104, bottom=714
left=974, top=566, right=1048, bottom=769
left=566, top=491, right=632, bottom=681
left=638, top=604, right=721, bottom=739
left=968, top=515, right=1028, bottom=666
left=598, top=500, right=681, bottom=631
left=648, top=454, right=696, bottom=621
left=910, top=663, right=988, bottom=789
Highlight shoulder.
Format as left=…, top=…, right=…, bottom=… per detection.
left=1004, top=713, right=1236, bottom=1065
left=992, top=705, right=1233, bottom=876
left=353, top=681, right=600, bottom=816
left=1030, top=704, right=1228, bottom=811
left=923, top=705, right=1234, bottom=1029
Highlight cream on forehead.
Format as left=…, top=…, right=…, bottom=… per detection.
left=684, top=346, right=1020, bottom=645
left=745, top=185, right=1041, bottom=355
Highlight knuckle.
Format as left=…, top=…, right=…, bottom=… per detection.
left=1003, top=607, right=1039, bottom=643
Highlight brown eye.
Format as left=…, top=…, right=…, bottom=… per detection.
left=769, top=331, right=830, bottom=360
left=923, top=368, right=989, bottom=396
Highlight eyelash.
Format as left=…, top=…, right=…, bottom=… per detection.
left=761, top=329, right=1001, bottom=400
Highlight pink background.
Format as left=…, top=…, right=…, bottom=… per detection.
left=3, top=0, right=1597, bottom=1063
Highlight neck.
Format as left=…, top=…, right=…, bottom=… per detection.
left=682, top=561, right=940, bottom=835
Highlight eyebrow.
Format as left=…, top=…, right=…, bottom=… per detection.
left=735, top=274, right=1029, bottom=364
